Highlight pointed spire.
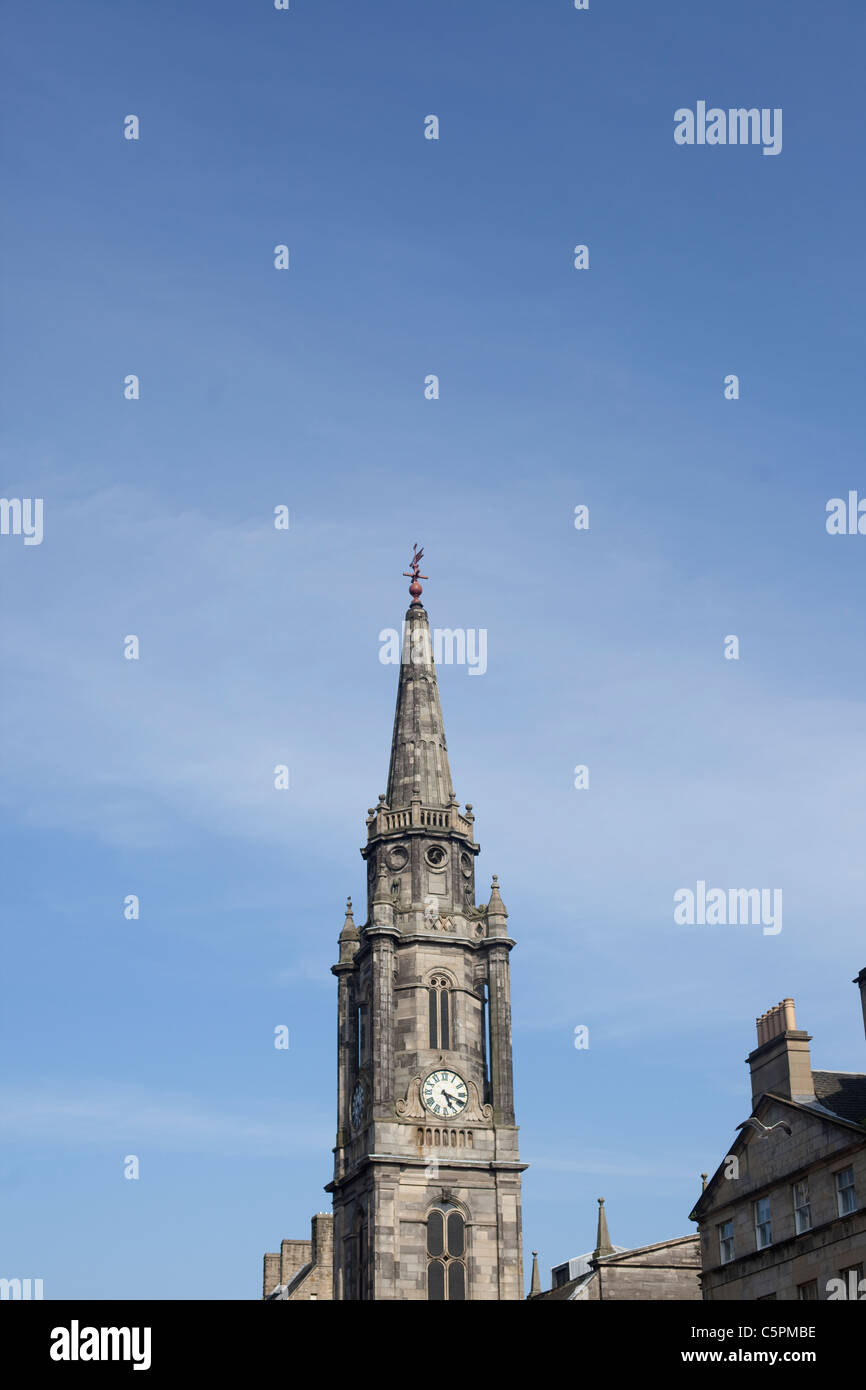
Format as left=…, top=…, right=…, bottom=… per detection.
left=487, top=875, right=507, bottom=916
left=529, top=1250, right=541, bottom=1297
left=337, top=896, right=360, bottom=964
left=594, top=1197, right=614, bottom=1259
left=339, top=897, right=358, bottom=939
left=485, top=875, right=509, bottom=940
left=385, top=554, right=454, bottom=810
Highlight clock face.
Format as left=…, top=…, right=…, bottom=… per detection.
left=422, top=1069, right=468, bottom=1118
left=351, top=1081, right=366, bottom=1130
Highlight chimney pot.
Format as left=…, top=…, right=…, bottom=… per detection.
left=748, top=995, right=813, bottom=1106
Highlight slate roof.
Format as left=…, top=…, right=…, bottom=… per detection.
left=810, top=1070, right=866, bottom=1127
left=535, top=1272, right=595, bottom=1301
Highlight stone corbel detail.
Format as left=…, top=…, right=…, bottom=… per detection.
left=463, top=1079, right=493, bottom=1123
left=395, top=1073, right=426, bottom=1119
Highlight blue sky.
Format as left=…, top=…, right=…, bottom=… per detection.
left=2, top=0, right=865, bottom=1298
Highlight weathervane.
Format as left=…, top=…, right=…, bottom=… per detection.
left=403, top=544, right=428, bottom=605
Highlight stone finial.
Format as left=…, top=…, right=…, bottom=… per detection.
left=701, top=1173, right=708, bottom=1192
left=594, top=1197, right=614, bottom=1259
left=529, top=1250, right=541, bottom=1297
left=487, top=875, right=507, bottom=917
left=337, top=895, right=360, bottom=964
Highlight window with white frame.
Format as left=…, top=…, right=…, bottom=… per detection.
left=754, top=1196, right=772, bottom=1250
left=793, top=1179, right=811, bottom=1235
left=835, top=1166, right=857, bottom=1217
left=718, top=1219, right=735, bottom=1264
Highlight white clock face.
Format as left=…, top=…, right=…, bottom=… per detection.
left=351, top=1081, right=365, bottom=1129
left=422, top=1069, right=468, bottom=1118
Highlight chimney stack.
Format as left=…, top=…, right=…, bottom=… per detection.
left=747, top=998, right=814, bottom=1107
left=855, top=968, right=866, bottom=1044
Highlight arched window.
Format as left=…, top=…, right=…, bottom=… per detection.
left=426, top=1205, right=467, bottom=1301
left=428, top=976, right=451, bottom=1049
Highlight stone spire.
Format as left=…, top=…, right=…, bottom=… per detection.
left=385, top=557, right=454, bottom=811
left=594, top=1197, right=614, bottom=1259
left=529, top=1251, right=541, bottom=1297
left=336, top=897, right=359, bottom=965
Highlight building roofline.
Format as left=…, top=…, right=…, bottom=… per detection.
left=690, top=1089, right=866, bottom=1221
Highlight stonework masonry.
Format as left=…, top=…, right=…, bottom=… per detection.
left=586, top=1236, right=701, bottom=1301
left=691, top=980, right=866, bottom=1301
left=264, top=1215, right=333, bottom=1300
left=263, top=589, right=526, bottom=1301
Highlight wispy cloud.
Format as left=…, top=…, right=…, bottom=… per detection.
left=0, top=1083, right=331, bottom=1158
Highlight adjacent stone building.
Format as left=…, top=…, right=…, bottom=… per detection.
left=529, top=1198, right=701, bottom=1301
left=264, top=559, right=526, bottom=1300
left=690, top=968, right=866, bottom=1301
left=263, top=1214, right=333, bottom=1301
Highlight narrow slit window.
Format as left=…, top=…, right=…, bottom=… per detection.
left=428, top=977, right=452, bottom=1050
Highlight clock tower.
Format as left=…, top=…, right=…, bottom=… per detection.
left=325, top=552, right=526, bottom=1300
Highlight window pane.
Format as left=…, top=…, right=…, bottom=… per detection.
left=448, top=1261, right=466, bottom=1301
left=447, top=1212, right=465, bottom=1258
left=427, top=1210, right=444, bottom=1257
left=836, top=1167, right=856, bottom=1215
left=440, top=990, right=450, bottom=1050
left=794, top=1185, right=811, bottom=1234
left=427, top=1260, right=445, bottom=1301
left=429, top=988, right=438, bottom=1048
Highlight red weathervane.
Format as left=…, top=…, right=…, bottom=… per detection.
left=403, top=544, right=428, bottom=605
